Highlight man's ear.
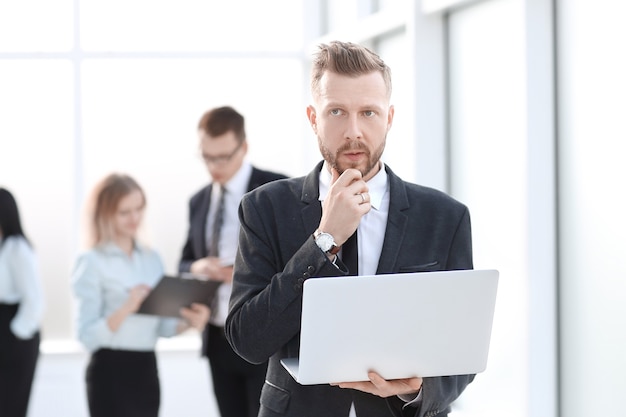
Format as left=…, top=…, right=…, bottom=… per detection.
left=386, top=105, right=395, bottom=133
left=306, top=105, right=317, bottom=132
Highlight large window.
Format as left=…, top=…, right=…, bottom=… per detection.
left=1, top=0, right=418, bottom=349
left=0, top=0, right=307, bottom=345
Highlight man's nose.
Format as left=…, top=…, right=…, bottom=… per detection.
left=344, top=114, right=363, bottom=140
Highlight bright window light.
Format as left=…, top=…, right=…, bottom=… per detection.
left=80, top=0, right=304, bottom=52
left=0, top=0, right=74, bottom=52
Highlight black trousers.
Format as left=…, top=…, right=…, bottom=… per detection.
left=0, top=303, right=40, bottom=417
left=207, top=324, right=268, bottom=417
left=86, top=348, right=160, bottom=417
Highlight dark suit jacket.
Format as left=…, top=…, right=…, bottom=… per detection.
left=178, top=166, right=287, bottom=355
left=225, top=162, right=475, bottom=417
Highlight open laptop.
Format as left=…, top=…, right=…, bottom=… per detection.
left=280, top=269, right=499, bottom=385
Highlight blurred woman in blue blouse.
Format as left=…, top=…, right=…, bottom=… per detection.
left=0, top=187, right=44, bottom=417
left=72, top=173, right=210, bottom=417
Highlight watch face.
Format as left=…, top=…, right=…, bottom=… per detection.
left=315, top=233, right=334, bottom=252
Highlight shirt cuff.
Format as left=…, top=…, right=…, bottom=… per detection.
left=10, top=319, right=37, bottom=340
left=398, top=388, right=422, bottom=408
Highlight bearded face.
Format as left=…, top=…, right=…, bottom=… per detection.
left=319, top=136, right=386, bottom=179
left=308, top=71, right=393, bottom=182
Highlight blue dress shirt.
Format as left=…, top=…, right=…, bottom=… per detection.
left=72, top=242, right=179, bottom=352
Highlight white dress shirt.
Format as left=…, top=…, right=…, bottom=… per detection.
left=206, top=160, right=252, bottom=326
left=319, top=162, right=390, bottom=417
left=318, top=161, right=390, bottom=276
left=318, top=162, right=421, bottom=415
left=0, top=236, right=44, bottom=339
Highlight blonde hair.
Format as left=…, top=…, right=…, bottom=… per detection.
left=85, top=173, right=145, bottom=247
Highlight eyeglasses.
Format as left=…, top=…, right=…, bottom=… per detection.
left=200, top=141, right=243, bottom=166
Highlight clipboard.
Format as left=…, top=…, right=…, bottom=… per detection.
left=137, top=275, right=222, bottom=318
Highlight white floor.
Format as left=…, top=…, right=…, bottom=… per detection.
left=28, top=341, right=474, bottom=417
left=28, top=347, right=220, bottom=417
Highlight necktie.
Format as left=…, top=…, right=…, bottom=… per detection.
left=342, top=231, right=358, bottom=276
left=209, top=185, right=226, bottom=257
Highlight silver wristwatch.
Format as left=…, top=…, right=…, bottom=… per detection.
left=313, top=230, right=341, bottom=255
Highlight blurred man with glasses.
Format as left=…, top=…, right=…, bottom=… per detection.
left=178, top=106, right=287, bottom=417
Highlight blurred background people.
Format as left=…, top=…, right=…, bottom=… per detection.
left=178, top=106, right=287, bottom=417
left=0, top=187, right=44, bottom=417
left=72, top=173, right=210, bottom=417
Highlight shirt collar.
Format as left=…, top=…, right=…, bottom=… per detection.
left=318, top=161, right=388, bottom=210
left=98, top=240, right=144, bottom=256
left=217, top=160, right=252, bottom=196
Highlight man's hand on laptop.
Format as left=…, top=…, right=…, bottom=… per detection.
left=330, top=371, right=423, bottom=398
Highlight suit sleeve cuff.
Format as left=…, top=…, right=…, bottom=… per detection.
left=398, top=388, right=422, bottom=408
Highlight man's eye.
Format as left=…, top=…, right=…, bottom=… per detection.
left=330, top=109, right=342, bottom=116
left=363, top=110, right=375, bottom=117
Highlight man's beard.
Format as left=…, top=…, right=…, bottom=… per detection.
left=319, top=138, right=386, bottom=179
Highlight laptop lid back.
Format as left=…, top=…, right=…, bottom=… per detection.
left=292, top=269, right=499, bottom=385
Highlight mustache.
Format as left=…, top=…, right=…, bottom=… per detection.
left=337, top=141, right=368, bottom=153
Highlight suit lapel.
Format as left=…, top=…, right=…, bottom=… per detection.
left=376, top=167, right=409, bottom=274
left=296, top=162, right=410, bottom=274
left=300, top=162, right=324, bottom=235
left=246, top=167, right=261, bottom=192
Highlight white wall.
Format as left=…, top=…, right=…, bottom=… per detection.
left=557, top=1, right=626, bottom=415
left=447, top=1, right=529, bottom=415
left=0, top=59, right=76, bottom=340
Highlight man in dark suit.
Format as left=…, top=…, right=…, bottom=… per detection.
left=225, top=41, right=475, bottom=417
left=178, top=106, right=287, bottom=417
